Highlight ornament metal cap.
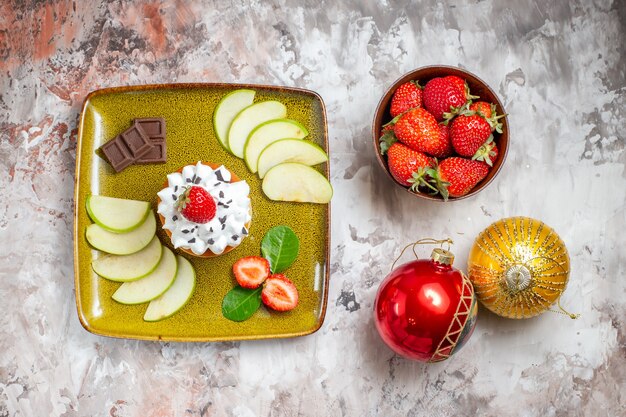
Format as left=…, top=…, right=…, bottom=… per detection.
left=431, top=248, right=454, bottom=265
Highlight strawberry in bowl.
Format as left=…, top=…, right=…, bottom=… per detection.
left=373, top=66, right=508, bottom=201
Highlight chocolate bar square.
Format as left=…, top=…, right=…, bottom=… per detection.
left=134, top=118, right=167, bottom=164
left=134, top=118, right=165, bottom=138
left=119, top=125, right=153, bottom=158
left=135, top=138, right=167, bottom=164
left=100, top=137, right=134, bottom=172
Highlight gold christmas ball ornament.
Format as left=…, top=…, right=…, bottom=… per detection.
left=468, top=217, right=574, bottom=319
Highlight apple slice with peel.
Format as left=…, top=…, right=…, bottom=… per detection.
left=86, top=195, right=151, bottom=233
left=213, top=89, right=256, bottom=152
left=244, top=119, right=309, bottom=173
left=228, top=101, right=287, bottom=158
left=262, top=163, right=333, bottom=203
left=143, top=255, right=196, bottom=321
left=258, top=139, right=328, bottom=179
left=91, top=236, right=162, bottom=282
left=86, top=214, right=156, bottom=255
left=112, top=247, right=177, bottom=305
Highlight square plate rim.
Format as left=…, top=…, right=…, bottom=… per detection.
left=73, top=82, right=331, bottom=342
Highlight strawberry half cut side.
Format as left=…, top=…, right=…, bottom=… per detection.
left=262, top=274, right=299, bottom=311
left=233, top=256, right=271, bottom=289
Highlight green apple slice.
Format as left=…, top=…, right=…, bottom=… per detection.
left=143, top=255, right=196, bottom=321
left=262, top=163, right=333, bottom=203
left=86, top=213, right=156, bottom=255
left=228, top=101, right=287, bottom=158
left=257, top=139, right=328, bottom=179
left=213, top=89, right=256, bottom=152
left=112, top=247, right=177, bottom=305
left=86, top=195, right=151, bottom=233
left=244, top=119, right=309, bottom=173
left=91, top=236, right=163, bottom=282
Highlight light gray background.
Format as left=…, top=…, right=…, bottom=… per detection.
left=1, top=1, right=624, bottom=416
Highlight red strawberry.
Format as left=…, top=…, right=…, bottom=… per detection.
left=473, top=140, right=499, bottom=167
left=428, top=157, right=489, bottom=200
left=444, top=76, right=467, bottom=96
left=176, top=186, right=216, bottom=223
left=449, top=113, right=493, bottom=158
left=390, top=81, right=422, bottom=117
left=233, top=256, right=270, bottom=289
left=394, top=108, right=449, bottom=157
left=423, top=77, right=467, bottom=121
left=262, top=274, right=299, bottom=311
left=437, top=124, right=453, bottom=158
left=387, top=142, right=437, bottom=193
left=445, top=76, right=479, bottom=98
left=469, top=101, right=492, bottom=117
left=469, top=101, right=505, bottom=132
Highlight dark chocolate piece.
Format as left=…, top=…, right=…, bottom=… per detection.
left=119, top=124, right=153, bottom=158
left=215, top=170, right=225, bottom=182
left=134, top=118, right=165, bottom=138
left=135, top=138, right=167, bottom=164
left=100, top=137, right=134, bottom=172
left=134, top=118, right=166, bottom=164
left=100, top=118, right=167, bottom=171
left=241, top=227, right=248, bottom=235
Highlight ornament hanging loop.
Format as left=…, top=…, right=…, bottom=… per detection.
left=390, top=238, right=454, bottom=272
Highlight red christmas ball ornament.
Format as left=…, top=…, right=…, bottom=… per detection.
left=374, top=245, right=478, bottom=362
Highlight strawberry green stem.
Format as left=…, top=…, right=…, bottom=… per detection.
left=379, top=130, right=397, bottom=155
left=426, top=165, right=451, bottom=201
left=408, top=167, right=438, bottom=194
left=472, top=135, right=496, bottom=167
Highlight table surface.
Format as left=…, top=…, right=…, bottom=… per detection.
left=1, top=1, right=624, bottom=416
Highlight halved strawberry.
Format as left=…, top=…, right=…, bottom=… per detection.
left=262, top=274, right=299, bottom=311
left=233, top=256, right=270, bottom=289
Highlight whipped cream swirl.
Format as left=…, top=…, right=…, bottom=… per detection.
left=157, top=162, right=251, bottom=255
